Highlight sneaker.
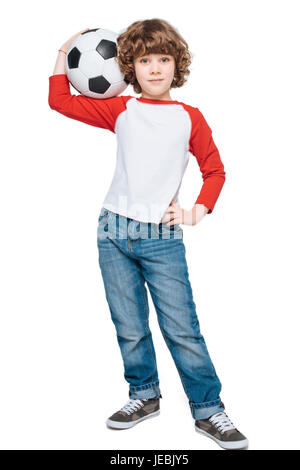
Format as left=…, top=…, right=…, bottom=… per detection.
left=195, top=410, right=248, bottom=450
left=106, top=397, right=160, bottom=429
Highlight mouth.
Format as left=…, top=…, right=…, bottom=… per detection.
left=148, top=79, right=164, bottom=82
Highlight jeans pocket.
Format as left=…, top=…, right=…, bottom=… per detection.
left=97, top=208, right=110, bottom=242
left=98, top=207, right=109, bottom=223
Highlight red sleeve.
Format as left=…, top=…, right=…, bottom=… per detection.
left=48, top=74, right=128, bottom=133
left=188, top=107, right=226, bottom=214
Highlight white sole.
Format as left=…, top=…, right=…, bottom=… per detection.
left=195, top=425, right=249, bottom=450
left=106, top=410, right=160, bottom=429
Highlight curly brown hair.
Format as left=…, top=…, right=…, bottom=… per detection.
left=115, top=18, right=192, bottom=94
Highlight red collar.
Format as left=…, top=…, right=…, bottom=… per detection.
left=137, top=97, right=178, bottom=105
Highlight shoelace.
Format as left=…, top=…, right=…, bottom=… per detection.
left=120, top=398, right=148, bottom=415
left=209, top=412, right=236, bottom=434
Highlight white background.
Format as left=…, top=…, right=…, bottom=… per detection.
left=1, top=0, right=299, bottom=451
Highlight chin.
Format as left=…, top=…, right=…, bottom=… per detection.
left=146, top=86, right=169, bottom=95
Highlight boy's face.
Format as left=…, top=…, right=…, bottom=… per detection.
left=133, top=53, right=175, bottom=99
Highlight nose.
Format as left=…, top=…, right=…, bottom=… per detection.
left=150, top=61, right=161, bottom=75
left=150, top=70, right=161, bottom=78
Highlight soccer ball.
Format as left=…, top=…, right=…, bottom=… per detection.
left=65, top=27, right=129, bottom=99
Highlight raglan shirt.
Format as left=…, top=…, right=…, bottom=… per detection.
left=48, top=74, right=226, bottom=224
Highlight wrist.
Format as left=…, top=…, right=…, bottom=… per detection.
left=191, top=204, right=209, bottom=224
left=193, top=204, right=209, bottom=214
left=53, top=50, right=67, bottom=75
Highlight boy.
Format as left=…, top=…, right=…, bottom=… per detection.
left=49, top=19, right=248, bottom=450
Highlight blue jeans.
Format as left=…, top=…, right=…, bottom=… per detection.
left=96, top=207, right=224, bottom=420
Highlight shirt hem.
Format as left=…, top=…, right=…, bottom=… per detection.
left=102, top=203, right=162, bottom=225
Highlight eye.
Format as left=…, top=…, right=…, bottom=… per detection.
left=140, top=58, right=148, bottom=63
left=161, top=57, right=169, bottom=62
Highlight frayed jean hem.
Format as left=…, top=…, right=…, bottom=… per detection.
left=190, top=399, right=224, bottom=420
left=129, top=381, right=161, bottom=400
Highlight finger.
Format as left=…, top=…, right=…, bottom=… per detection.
left=161, top=211, right=177, bottom=223
left=163, top=210, right=174, bottom=217
left=166, top=217, right=181, bottom=226
left=160, top=216, right=171, bottom=223
left=164, top=205, right=177, bottom=214
left=165, top=213, right=179, bottom=223
left=72, top=28, right=89, bottom=38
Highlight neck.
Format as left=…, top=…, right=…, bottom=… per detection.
left=141, top=91, right=172, bottom=101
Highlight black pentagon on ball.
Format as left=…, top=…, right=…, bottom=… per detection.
left=67, top=47, right=81, bottom=69
left=96, top=39, right=117, bottom=60
left=81, top=28, right=99, bottom=35
left=89, top=75, right=111, bottom=94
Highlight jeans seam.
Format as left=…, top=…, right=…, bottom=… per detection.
left=156, top=319, right=190, bottom=397
left=141, top=276, right=158, bottom=388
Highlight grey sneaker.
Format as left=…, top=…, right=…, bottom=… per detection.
left=195, top=410, right=248, bottom=450
left=106, top=398, right=160, bottom=429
